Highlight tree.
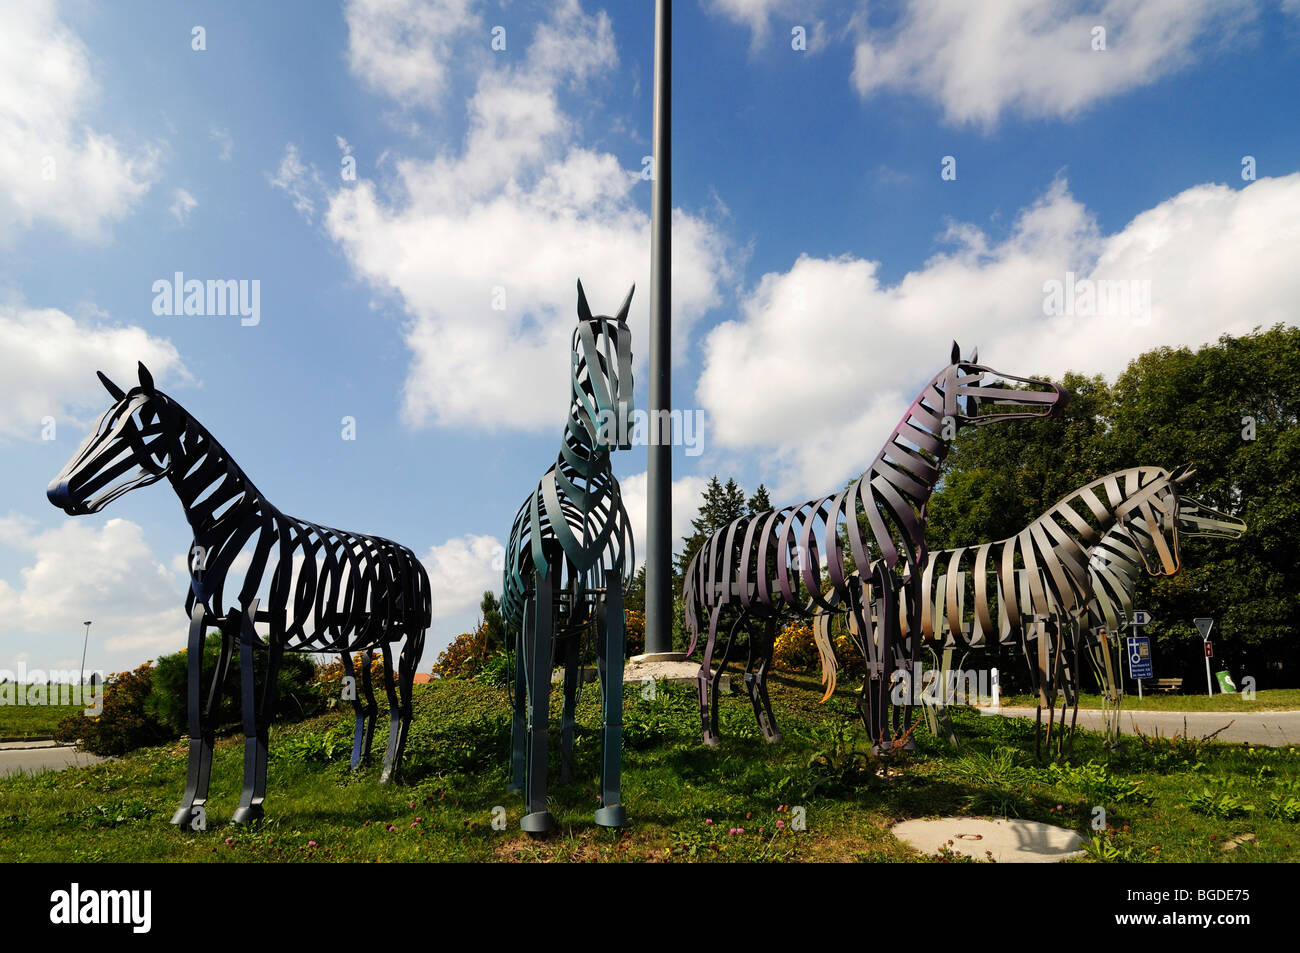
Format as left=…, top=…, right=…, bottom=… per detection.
left=623, top=564, right=646, bottom=613
left=748, top=483, right=772, bottom=515
left=676, top=475, right=750, bottom=576
left=924, top=327, right=1300, bottom=685
left=480, top=590, right=505, bottom=653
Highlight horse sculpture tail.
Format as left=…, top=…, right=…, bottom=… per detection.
left=812, top=609, right=839, bottom=703
left=683, top=547, right=702, bottom=657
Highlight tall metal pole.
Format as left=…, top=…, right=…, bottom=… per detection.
left=644, top=0, right=677, bottom=658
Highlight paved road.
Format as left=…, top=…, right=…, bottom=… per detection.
left=992, top=706, right=1300, bottom=746
left=0, top=741, right=107, bottom=777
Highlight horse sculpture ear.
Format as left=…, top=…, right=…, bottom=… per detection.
left=97, top=371, right=126, bottom=400
left=138, top=362, right=155, bottom=393
left=1173, top=463, right=1196, bottom=485
left=969, top=346, right=978, bottom=364
left=576, top=279, right=593, bottom=323
left=616, top=284, right=635, bottom=323
left=951, top=341, right=961, bottom=364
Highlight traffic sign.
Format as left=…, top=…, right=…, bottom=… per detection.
left=1195, top=618, right=1216, bottom=696
left=1130, top=610, right=1153, bottom=625
left=1127, top=636, right=1153, bottom=679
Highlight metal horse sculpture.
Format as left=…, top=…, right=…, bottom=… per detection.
left=1078, top=487, right=1245, bottom=740
left=47, top=364, right=431, bottom=825
left=683, top=344, right=1066, bottom=751
left=836, top=466, right=1244, bottom=754
left=502, top=281, right=635, bottom=833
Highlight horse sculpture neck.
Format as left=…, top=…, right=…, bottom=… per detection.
left=158, top=397, right=266, bottom=543
left=869, top=369, right=954, bottom=505
left=556, top=389, right=613, bottom=485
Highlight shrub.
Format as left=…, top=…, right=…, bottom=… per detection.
left=53, top=664, right=169, bottom=756
left=771, top=619, right=862, bottom=675
left=314, top=653, right=390, bottom=708
left=772, top=622, right=818, bottom=672
left=146, top=635, right=326, bottom=736
left=433, top=620, right=493, bottom=679
left=624, top=609, right=645, bottom=656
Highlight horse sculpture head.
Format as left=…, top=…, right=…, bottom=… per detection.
left=47, top=363, right=176, bottom=515
left=1101, top=466, right=1199, bottom=578
left=574, top=279, right=635, bottom=451
left=941, top=341, right=1068, bottom=426
left=1171, top=467, right=1248, bottom=541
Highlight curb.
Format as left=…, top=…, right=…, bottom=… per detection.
left=0, top=734, right=54, bottom=744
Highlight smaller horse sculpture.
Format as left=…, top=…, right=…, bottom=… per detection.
left=502, top=281, right=635, bottom=833
left=683, top=344, right=1066, bottom=751
left=818, top=466, right=1244, bottom=754
left=48, top=364, right=431, bottom=825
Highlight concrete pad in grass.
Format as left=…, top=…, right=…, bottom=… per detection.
left=892, top=817, right=1086, bottom=863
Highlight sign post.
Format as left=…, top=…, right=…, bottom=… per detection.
left=1194, top=617, right=1214, bottom=696
left=1127, top=634, right=1152, bottom=701
left=1127, top=610, right=1152, bottom=698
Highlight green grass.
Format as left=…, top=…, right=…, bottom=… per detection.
left=998, top=689, right=1300, bottom=712
left=0, top=700, right=86, bottom=738
left=1, top=674, right=1297, bottom=862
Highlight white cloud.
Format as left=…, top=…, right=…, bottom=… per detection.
left=851, top=0, right=1258, bottom=128
left=320, top=0, right=732, bottom=432
left=697, top=173, right=1300, bottom=499
left=268, top=144, right=324, bottom=223
left=618, top=470, right=710, bottom=568
left=168, top=187, right=197, bottom=225
left=210, top=126, right=234, bottom=162
left=0, top=302, right=187, bottom=440
left=0, top=516, right=187, bottom=668
left=708, top=0, right=829, bottom=50
left=344, top=0, right=482, bottom=108
left=422, top=533, right=503, bottom=621
left=0, top=0, right=158, bottom=241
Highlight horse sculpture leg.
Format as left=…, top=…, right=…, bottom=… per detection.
left=171, top=603, right=233, bottom=828
left=341, top=650, right=365, bottom=770
left=389, top=630, right=423, bottom=781
left=594, top=565, right=626, bottom=827
left=751, top=617, right=782, bottom=743
left=559, top=633, right=581, bottom=785
left=379, top=643, right=402, bottom=783
left=697, top=605, right=725, bottom=747
left=358, top=648, right=379, bottom=766
left=522, top=581, right=555, bottom=833
left=709, top=613, right=744, bottom=742
left=507, top=618, right=529, bottom=794
left=233, top=599, right=276, bottom=824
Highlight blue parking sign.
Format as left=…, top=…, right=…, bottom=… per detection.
left=1127, top=636, right=1153, bottom=679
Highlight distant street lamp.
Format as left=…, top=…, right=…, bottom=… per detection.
left=81, top=620, right=92, bottom=686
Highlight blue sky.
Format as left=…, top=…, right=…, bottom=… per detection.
left=3, top=0, right=1299, bottom=677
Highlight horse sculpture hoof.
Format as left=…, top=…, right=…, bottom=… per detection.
left=765, top=732, right=783, bottom=744
left=231, top=804, right=264, bottom=825
left=521, top=811, right=555, bottom=834
left=702, top=733, right=720, bottom=748
left=169, top=806, right=197, bottom=827
left=594, top=804, right=626, bottom=827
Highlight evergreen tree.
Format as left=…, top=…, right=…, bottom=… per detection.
left=676, top=475, right=750, bottom=576
left=480, top=590, right=505, bottom=653
left=747, top=483, right=772, bottom=515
